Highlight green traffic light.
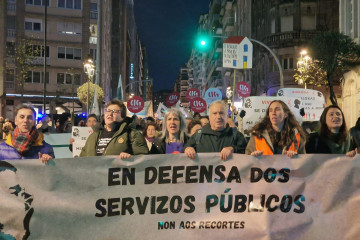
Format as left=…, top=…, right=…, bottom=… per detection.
left=196, top=34, right=212, bottom=51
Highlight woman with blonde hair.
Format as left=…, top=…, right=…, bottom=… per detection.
left=245, top=100, right=306, bottom=158
left=150, top=108, right=188, bottom=154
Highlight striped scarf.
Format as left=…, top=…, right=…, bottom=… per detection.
left=11, top=126, right=39, bottom=155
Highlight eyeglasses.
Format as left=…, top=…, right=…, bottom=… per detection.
left=104, top=108, right=121, bottom=114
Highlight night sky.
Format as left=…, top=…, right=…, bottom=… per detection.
left=134, top=0, right=210, bottom=92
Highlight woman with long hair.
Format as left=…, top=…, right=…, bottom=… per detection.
left=150, top=108, right=188, bottom=154
left=306, top=105, right=357, bottom=156
left=143, top=122, right=157, bottom=151
left=245, top=100, right=306, bottom=158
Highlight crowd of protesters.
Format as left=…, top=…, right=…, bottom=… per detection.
left=0, top=98, right=359, bottom=163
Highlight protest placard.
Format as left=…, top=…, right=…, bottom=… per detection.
left=71, top=126, right=94, bottom=157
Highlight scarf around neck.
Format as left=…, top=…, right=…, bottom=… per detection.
left=11, top=126, right=40, bottom=155
left=145, top=137, right=155, bottom=143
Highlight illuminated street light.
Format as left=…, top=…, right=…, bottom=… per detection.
left=300, top=50, right=307, bottom=56
left=83, top=58, right=95, bottom=115
left=296, top=50, right=311, bottom=89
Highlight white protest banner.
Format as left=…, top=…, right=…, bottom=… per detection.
left=156, top=102, right=168, bottom=119
left=242, top=96, right=303, bottom=131
left=277, top=88, right=325, bottom=121
left=1, top=154, right=360, bottom=240
left=43, top=133, right=72, bottom=158
left=71, top=126, right=93, bottom=157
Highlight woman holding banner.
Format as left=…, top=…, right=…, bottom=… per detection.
left=143, top=122, right=157, bottom=151
left=150, top=108, right=188, bottom=154
left=245, top=100, right=306, bottom=158
left=306, top=105, right=357, bottom=156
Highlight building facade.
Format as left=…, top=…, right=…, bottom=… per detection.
left=340, top=0, right=360, bottom=127
left=0, top=0, right=149, bottom=119
left=251, top=0, right=339, bottom=97
left=187, top=0, right=341, bottom=108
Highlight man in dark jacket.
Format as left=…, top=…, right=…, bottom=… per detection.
left=183, top=100, right=247, bottom=160
left=80, top=99, right=148, bottom=158
left=0, top=105, right=54, bottom=162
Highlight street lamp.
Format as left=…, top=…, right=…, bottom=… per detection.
left=296, top=50, right=311, bottom=89
left=83, top=58, right=95, bottom=115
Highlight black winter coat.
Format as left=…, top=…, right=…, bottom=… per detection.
left=183, top=124, right=247, bottom=154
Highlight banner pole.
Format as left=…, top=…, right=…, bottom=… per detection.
left=232, top=69, right=236, bottom=119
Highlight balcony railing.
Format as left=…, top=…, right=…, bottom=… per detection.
left=90, top=12, right=98, bottom=19
left=89, top=37, right=97, bottom=44
left=26, top=57, right=50, bottom=65
left=263, top=31, right=321, bottom=48
left=5, top=82, right=15, bottom=89
left=6, top=57, right=15, bottom=64
left=7, top=29, right=16, bottom=37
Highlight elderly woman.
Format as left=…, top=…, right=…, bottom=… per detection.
left=150, top=108, right=188, bottom=154
left=306, top=105, right=356, bottom=156
left=0, top=105, right=55, bottom=163
left=245, top=100, right=306, bottom=158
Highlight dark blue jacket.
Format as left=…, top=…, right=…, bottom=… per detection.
left=0, top=133, right=55, bottom=160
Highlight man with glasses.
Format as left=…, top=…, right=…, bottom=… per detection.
left=80, top=99, right=148, bottom=158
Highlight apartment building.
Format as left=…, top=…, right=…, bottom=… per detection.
left=340, top=0, right=360, bottom=127
left=251, top=0, right=339, bottom=96
left=0, top=0, right=147, bottom=119
left=188, top=0, right=340, bottom=106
